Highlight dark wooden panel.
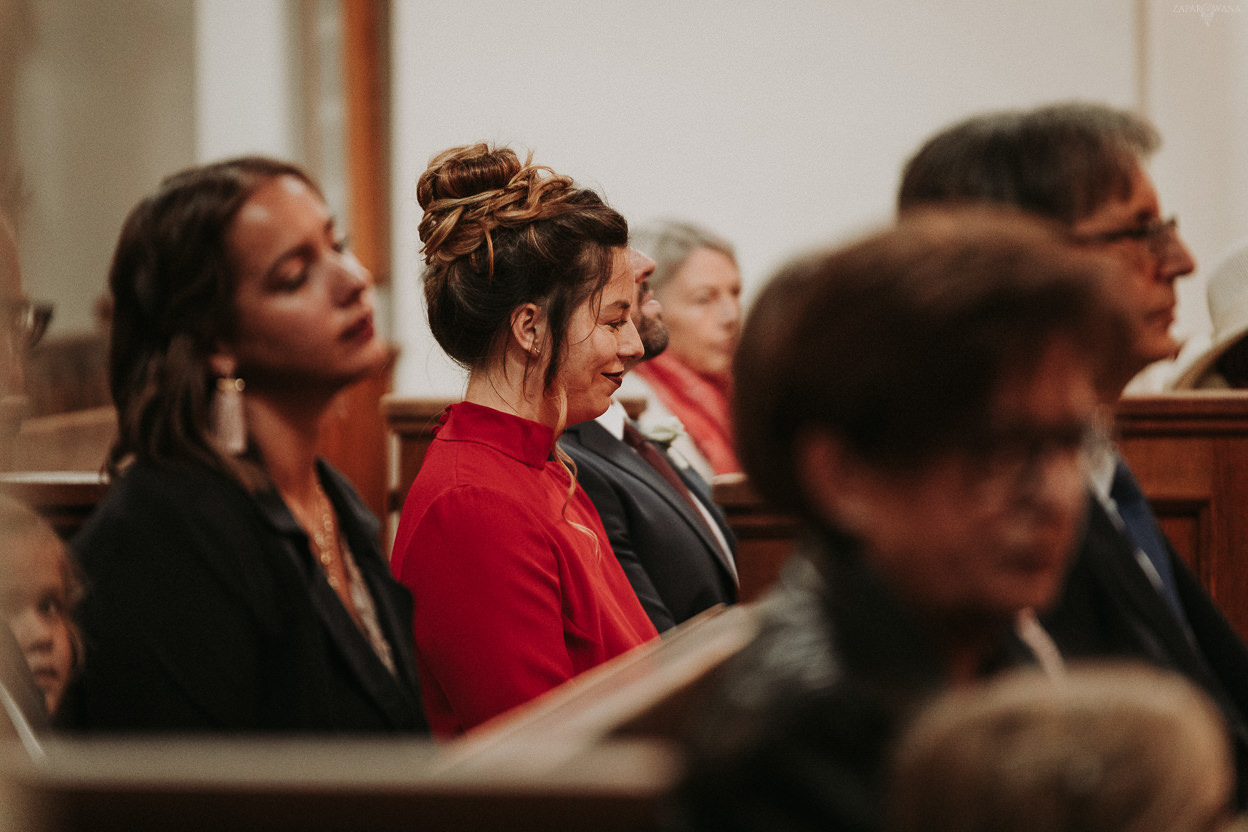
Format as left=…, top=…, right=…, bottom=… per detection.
left=0, top=471, right=109, bottom=540
left=382, top=396, right=453, bottom=514
left=11, top=737, right=674, bottom=832
left=712, top=477, right=800, bottom=603
left=1117, top=393, right=1248, bottom=641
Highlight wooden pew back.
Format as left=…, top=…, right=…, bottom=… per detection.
left=5, top=605, right=758, bottom=832
left=1116, top=393, right=1248, bottom=640
left=441, top=604, right=758, bottom=771
left=0, top=471, right=109, bottom=540
left=4, top=736, right=675, bottom=832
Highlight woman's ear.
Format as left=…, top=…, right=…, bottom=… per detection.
left=509, top=303, right=547, bottom=357
left=795, top=429, right=877, bottom=536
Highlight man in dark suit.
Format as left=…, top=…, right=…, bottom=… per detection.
left=561, top=249, right=737, bottom=632
left=898, top=101, right=1248, bottom=806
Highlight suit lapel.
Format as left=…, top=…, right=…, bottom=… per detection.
left=1084, top=499, right=1211, bottom=674
left=567, top=421, right=738, bottom=581
left=670, top=455, right=737, bottom=550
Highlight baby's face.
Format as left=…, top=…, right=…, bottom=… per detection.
left=0, top=534, right=74, bottom=715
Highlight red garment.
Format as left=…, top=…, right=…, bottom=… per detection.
left=633, top=353, right=742, bottom=475
left=391, top=401, right=658, bottom=738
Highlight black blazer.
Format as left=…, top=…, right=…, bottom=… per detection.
left=64, top=459, right=427, bottom=734
left=1042, top=493, right=1248, bottom=805
left=676, top=540, right=1037, bottom=832
left=561, top=419, right=737, bottom=632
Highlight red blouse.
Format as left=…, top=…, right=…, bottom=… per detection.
left=391, top=402, right=658, bottom=737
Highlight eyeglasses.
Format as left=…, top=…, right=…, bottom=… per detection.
left=1076, top=215, right=1180, bottom=259
left=972, top=422, right=1094, bottom=497
left=3, top=299, right=53, bottom=352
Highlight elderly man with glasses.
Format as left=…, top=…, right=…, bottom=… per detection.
left=0, top=205, right=54, bottom=745
left=898, top=101, right=1248, bottom=809
left=0, top=209, right=51, bottom=444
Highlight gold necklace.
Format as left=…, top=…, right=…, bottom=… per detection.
left=310, top=483, right=341, bottom=590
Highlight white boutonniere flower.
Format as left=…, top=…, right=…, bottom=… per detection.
left=641, top=417, right=686, bottom=450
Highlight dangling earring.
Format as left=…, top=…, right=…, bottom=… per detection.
left=211, top=372, right=247, bottom=456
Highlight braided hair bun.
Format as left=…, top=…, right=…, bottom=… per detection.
left=417, top=143, right=628, bottom=387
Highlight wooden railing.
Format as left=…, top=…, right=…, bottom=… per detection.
left=0, top=471, right=109, bottom=540
left=442, top=604, right=758, bottom=767
left=6, top=604, right=758, bottom=832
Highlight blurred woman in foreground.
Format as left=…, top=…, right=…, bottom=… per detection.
left=675, top=208, right=1132, bottom=831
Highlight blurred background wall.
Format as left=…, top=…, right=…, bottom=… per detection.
left=2, top=0, right=1245, bottom=397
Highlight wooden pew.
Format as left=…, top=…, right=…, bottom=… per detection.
left=441, top=603, right=758, bottom=770
left=0, top=404, right=114, bottom=540
left=0, top=471, right=109, bottom=540
left=1116, top=393, right=1248, bottom=641
left=711, top=393, right=1248, bottom=636
left=383, top=394, right=1248, bottom=621
left=3, top=604, right=758, bottom=832
left=2, top=736, right=676, bottom=832
left=711, top=477, right=799, bottom=604
left=6, top=406, right=115, bottom=474
left=381, top=396, right=451, bottom=516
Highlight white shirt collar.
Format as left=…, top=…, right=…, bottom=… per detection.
left=594, top=397, right=737, bottom=580
left=596, top=398, right=628, bottom=440
left=1087, top=424, right=1118, bottom=505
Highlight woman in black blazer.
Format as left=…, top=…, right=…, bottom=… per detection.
left=64, top=158, right=427, bottom=734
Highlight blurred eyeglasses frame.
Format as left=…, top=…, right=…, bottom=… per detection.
left=4, top=299, right=53, bottom=351
left=1075, top=215, right=1179, bottom=260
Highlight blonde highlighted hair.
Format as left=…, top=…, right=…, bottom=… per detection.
left=887, top=663, right=1239, bottom=832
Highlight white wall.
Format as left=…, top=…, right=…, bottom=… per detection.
left=12, top=2, right=1248, bottom=380
left=7, top=0, right=304, bottom=337
left=1140, top=2, right=1248, bottom=386
left=8, top=0, right=195, bottom=335
left=390, top=1, right=1149, bottom=397
left=194, top=0, right=300, bottom=162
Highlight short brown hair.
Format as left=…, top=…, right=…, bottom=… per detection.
left=734, top=207, right=1132, bottom=523
left=898, top=102, right=1159, bottom=224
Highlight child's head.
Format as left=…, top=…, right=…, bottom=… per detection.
left=0, top=496, right=82, bottom=716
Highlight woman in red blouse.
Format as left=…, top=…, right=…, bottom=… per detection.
left=390, top=144, right=659, bottom=737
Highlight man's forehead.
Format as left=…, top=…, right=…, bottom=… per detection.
left=629, top=247, right=655, bottom=284
left=1075, top=165, right=1161, bottom=233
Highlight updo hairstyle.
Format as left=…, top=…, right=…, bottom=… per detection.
left=418, top=144, right=628, bottom=390
left=107, top=156, right=318, bottom=480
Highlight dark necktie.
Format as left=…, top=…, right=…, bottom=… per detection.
left=622, top=421, right=704, bottom=517
left=1110, top=459, right=1187, bottom=623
